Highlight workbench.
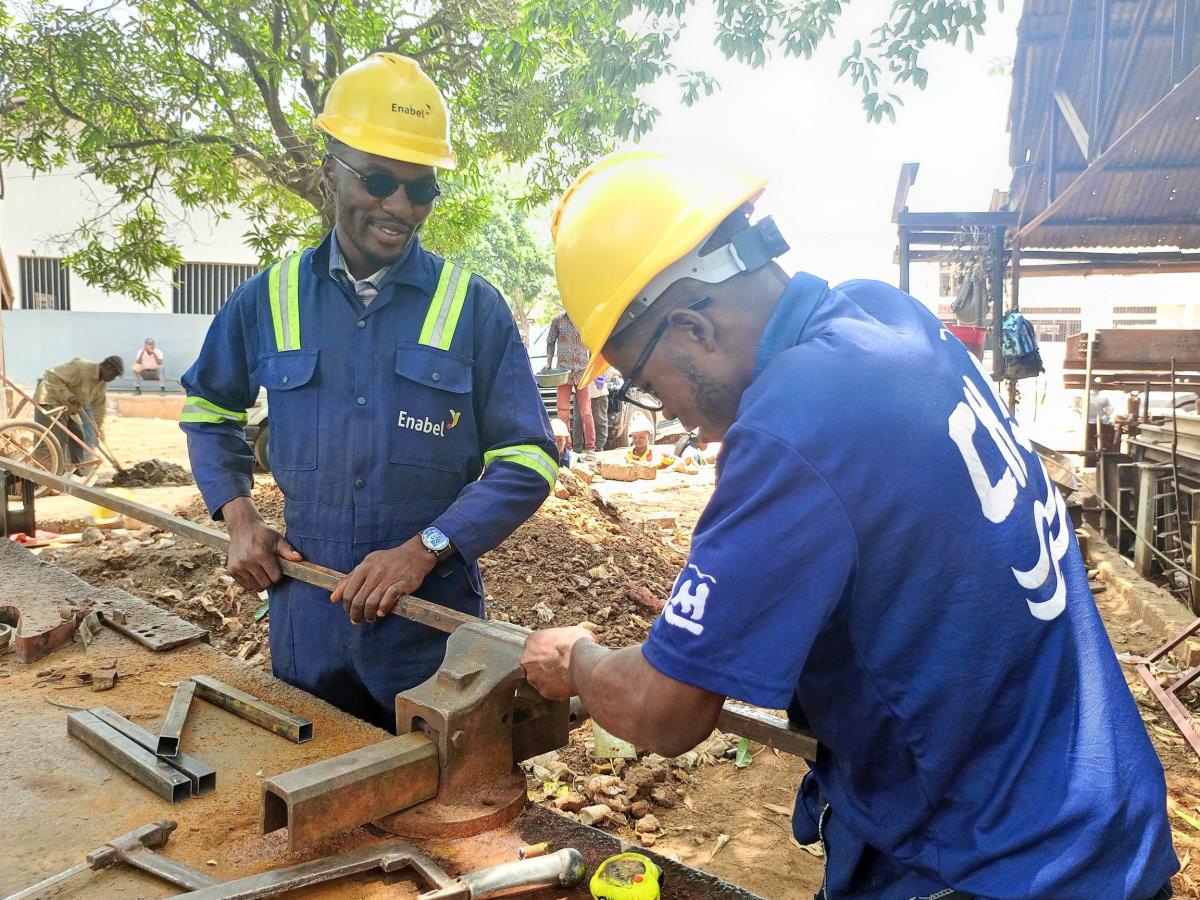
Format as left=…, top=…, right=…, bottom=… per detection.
left=0, top=545, right=762, bottom=899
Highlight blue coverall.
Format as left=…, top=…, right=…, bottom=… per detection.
left=180, top=233, right=556, bottom=730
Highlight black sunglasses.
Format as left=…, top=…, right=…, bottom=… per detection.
left=329, top=155, right=442, bottom=205
left=614, top=296, right=712, bottom=413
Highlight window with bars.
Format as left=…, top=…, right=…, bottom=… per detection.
left=1113, top=318, right=1157, bottom=327
left=1113, top=306, right=1156, bottom=314
left=172, top=262, right=257, bottom=315
left=19, top=256, right=70, bottom=310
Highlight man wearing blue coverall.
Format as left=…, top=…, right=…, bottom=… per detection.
left=180, top=53, right=557, bottom=731
left=523, top=150, right=1178, bottom=898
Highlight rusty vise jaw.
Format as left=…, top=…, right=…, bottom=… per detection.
left=378, top=621, right=570, bottom=838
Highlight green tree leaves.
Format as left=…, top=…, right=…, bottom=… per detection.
left=0, top=0, right=995, bottom=304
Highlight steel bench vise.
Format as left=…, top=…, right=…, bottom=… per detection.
left=262, top=621, right=570, bottom=848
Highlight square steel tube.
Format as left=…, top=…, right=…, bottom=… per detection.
left=67, top=711, right=191, bottom=803
left=90, top=706, right=216, bottom=795
left=261, top=734, right=438, bottom=851
left=157, top=679, right=196, bottom=757
left=191, top=675, right=313, bottom=743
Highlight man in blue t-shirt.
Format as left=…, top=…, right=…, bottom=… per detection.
left=523, top=149, right=1178, bottom=899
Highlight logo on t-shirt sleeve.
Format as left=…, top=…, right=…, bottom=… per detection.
left=664, top=564, right=715, bottom=636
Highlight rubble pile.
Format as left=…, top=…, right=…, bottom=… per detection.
left=109, top=458, right=194, bottom=487
left=523, top=730, right=741, bottom=847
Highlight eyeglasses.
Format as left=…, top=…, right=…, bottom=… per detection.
left=614, top=296, right=712, bottom=413
left=329, top=156, right=442, bottom=205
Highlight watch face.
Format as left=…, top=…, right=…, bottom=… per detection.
left=422, top=527, right=450, bottom=552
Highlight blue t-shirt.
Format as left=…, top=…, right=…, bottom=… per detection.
left=643, top=273, right=1178, bottom=899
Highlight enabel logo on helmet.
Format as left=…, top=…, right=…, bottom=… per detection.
left=391, top=102, right=433, bottom=119
left=398, top=409, right=461, bottom=437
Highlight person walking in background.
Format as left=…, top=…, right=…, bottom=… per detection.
left=132, top=338, right=164, bottom=382
left=544, top=311, right=595, bottom=453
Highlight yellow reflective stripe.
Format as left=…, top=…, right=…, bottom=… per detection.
left=483, top=444, right=558, bottom=490
left=269, top=253, right=303, bottom=351
left=180, top=396, right=247, bottom=425
left=285, top=252, right=302, bottom=350
left=180, top=410, right=226, bottom=424
left=268, top=260, right=284, bottom=350
left=420, top=262, right=471, bottom=351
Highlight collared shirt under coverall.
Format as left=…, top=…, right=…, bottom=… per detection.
left=180, top=232, right=556, bottom=730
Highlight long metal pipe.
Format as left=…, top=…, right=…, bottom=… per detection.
left=1, top=456, right=817, bottom=757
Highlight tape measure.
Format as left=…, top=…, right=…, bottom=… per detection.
left=589, top=852, right=663, bottom=900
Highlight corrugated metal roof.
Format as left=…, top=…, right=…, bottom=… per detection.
left=1008, top=0, right=1200, bottom=249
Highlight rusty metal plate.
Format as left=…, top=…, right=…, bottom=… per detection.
left=87, top=587, right=209, bottom=652
left=261, top=734, right=438, bottom=851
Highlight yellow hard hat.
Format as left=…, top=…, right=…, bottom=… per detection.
left=551, top=149, right=768, bottom=385
left=316, top=53, right=457, bottom=169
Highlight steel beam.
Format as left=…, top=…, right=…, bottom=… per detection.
left=191, top=675, right=313, bottom=743
left=157, top=679, right=196, bottom=758
left=1098, top=0, right=1157, bottom=149
left=1019, top=64, right=1200, bottom=240
left=1092, top=0, right=1110, bottom=159
left=1054, top=88, right=1091, bottom=160
left=67, top=711, right=191, bottom=803
left=90, top=706, right=216, bottom=795
left=261, top=734, right=438, bottom=851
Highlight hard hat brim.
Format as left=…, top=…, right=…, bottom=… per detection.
left=316, top=114, right=458, bottom=170
left=581, top=352, right=609, bottom=388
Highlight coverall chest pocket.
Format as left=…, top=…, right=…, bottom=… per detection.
left=391, top=345, right=472, bottom=472
left=258, top=350, right=319, bottom=471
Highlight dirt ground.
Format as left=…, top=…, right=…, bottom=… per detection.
left=19, top=415, right=1200, bottom=897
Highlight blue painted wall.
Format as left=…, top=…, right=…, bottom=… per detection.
left=1, top=310, right=213, bottom=385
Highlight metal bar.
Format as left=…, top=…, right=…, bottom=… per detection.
left=67, top=711, right=191, bottom=803
left=1047, top=107, right=1059, bottom=204
left=1145, top=616, right=1200, bottom=662
left=3, top=861, right=91, bottom=900
left=894, top=211, right=1017, bottom=227
left=718, top=701, right=819, bottom=760
left=1053, top=88, right=1090, bottom=160
left=2, top=457, right=818, bottom=759
left=1092, top=0, right=1109, bottom=159
left=1172, top=662, right=1200, bottom=692
left=1098, top=0, right=1157, bottom=148
left=1136, top=463, right=1162, bottom=577
left=164, top=839, right=459, bottom=900
left=89, top=706, right=216, bottom=795
left=261, top=733, right=438, bottom=850
left=0, top=457, right=473, bottom=634
left=1137, top=663, right=1200, bottom=756
left=990, top=227, right=1006, bottom=382
left=191, top=675, right=313, bottom=743
left=1169, top=359, right=1196, bottom=610
left=1018, top=0, right=1080, bottom=226
left=454, top=849, right=586, bottom=899
left=898, top=226, right=911, bottom=293
left=158, top=679, right=196, bottom=758
left=1018, top=64, right=1200, bottom=240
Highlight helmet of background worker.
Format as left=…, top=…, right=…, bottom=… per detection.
left=315, top=53, right=457, bottom=169
left=551, top=149, right=788, bottom=385
left=628, top=413, right=654, bottom=437
left=550, top=418, right=570, bottom=439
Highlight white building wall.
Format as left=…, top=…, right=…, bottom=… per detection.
left=0, top=159, right=260, bottom=314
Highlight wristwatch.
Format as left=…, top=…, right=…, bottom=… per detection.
left=419, top=526, right=454, bottom=563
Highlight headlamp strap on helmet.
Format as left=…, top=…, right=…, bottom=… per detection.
left=613, top=215, right=790, bottom=338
